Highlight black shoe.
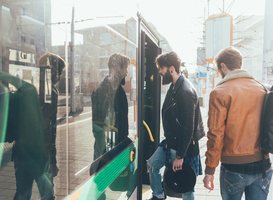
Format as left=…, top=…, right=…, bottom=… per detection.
left=147, top=196, right=164, bottom=200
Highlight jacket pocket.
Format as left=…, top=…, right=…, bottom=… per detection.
left=259, top=168, right=273, bottom=194
left=222, top=168, right=246, bottom=195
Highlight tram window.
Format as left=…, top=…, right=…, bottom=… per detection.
left=68, top=17, right=137, bottom=195
left=0, top=1, right=138, bottom=199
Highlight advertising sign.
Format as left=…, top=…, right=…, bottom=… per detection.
left=205, top=12, right=233, bottom=63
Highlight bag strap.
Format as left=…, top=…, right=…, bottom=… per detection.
left=260, top=82, right=273, bottom=92
left=259, top=82, right=270, bottom=178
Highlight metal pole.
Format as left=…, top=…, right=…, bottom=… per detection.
left=223, top=0, right=225, bottom=12
left=65, top=25, right=70, bottom=196
left=208, top=0, right=210, bottom=17
left=204, top=7, right=206, bottom=48
left=137, top=13, right=144, bottom=200
left=79, top=52, right=82, bottom=93
left=262, top=0, right=273, bottom=85
left=70, top=6, right=75, bottom=112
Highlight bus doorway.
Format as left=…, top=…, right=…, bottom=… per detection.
left=142, top=36, right=161, bottom=185
left=137, top=15, right=162, bottom=199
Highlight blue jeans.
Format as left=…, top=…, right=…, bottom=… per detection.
left=147, top=146, right=194, bottom=200
left=220, top=164, right=273, bottom=200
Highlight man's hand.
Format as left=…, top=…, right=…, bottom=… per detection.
left=203, top=174, right=214, bottom=191
left=172, top=158, right=183, bottom=172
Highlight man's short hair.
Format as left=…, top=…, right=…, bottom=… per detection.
left=108, top=53, right=130, bottom=71
left=214, top=47, right=243, bottom=71
left=155, top=51, right=181, bottom=73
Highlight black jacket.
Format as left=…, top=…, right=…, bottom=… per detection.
left=91, top=76, right=129, bottom=143
left=40, top=85, right=58, bottom=165
left=162, top=75, right=204, bottom=158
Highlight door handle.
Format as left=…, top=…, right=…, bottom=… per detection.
left=143, top=120, right=154, bottom=142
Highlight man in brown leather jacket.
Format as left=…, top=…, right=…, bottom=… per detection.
left=203, top=47, right=272, bottom=200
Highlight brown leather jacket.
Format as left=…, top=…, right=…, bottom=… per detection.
left=205, top=69, right=269, bottom=175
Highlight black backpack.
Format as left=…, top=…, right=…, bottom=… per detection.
left=260, top=84, right=273, bottom=177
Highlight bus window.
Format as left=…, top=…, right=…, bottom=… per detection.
left=0, top=1, right=138, bottom=199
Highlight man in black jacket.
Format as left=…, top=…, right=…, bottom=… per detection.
left=91, top=53, right=130, bottom=160
left=147, top=51, right=204, bottom=200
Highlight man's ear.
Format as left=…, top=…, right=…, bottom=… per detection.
left=220, top=63, right=227, bottom=71
left=170, top=66, right=175, bottom=73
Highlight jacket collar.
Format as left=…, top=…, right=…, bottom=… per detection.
left=172, top=74, right=185, bottom=94
left=162, top=75, right=184, bottom=110
left=216, top=69, right=254, bottom=87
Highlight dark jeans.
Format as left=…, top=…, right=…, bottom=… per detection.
left=220, top=164, right=273, bottom=200
left=13, top=151, right=54, bottom=200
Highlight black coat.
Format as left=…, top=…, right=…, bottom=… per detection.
left=162, top=75, right=204, bottom=158
left=40, top=85, right=58, bottom=165
left=91, top=76, right=129, bottom=144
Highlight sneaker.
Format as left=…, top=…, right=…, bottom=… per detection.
left=147, top=195, right=164, bottom=200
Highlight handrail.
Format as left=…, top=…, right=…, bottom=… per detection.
left=143, top=120, right=154, bottom=142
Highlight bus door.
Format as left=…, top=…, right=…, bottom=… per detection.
left=142, top=35, right=161, bottom=184
left=137, top=15, right=161, bottom=199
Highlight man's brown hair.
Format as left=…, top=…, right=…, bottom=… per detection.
left=155, top=51, right=181, bottom=73
left=108, top=53, right=130, bottom=72
left=214, top=47, right=243, bottom=71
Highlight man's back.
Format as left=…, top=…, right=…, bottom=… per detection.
left=203, top=47, right=272, bottom=200
left=208, top=77, right=266, bottom=163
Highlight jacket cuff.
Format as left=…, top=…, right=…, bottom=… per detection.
left=176, top=155, right=183, bottom=159
left=205, top=166, right=215, bottom=175
left=176, top=152, right=186, bottom=160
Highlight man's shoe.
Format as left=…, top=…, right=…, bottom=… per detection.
left=147, top=195, right=164, bottom=200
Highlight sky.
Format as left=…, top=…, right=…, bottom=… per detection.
left=51, top=0, right=266, bottom=68
left=137, top=0, right=265, bottom=65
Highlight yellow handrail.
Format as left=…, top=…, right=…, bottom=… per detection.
left=143, top=120, right=154, bottom=142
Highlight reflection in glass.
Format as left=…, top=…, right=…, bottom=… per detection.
left=39, top=52, right=66, bottom=178
left=0, top=72, right=54, bottom=200
left=91, top=53, right=130, bottom=161
left=0, top=0, right=139, bottom=198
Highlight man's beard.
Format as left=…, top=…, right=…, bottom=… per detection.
left=162, top=69, right=173, bottom=85
left=219, top=68, right=225, bottom=78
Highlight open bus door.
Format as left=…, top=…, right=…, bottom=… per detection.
left=137, top=14, right=162, bottom=200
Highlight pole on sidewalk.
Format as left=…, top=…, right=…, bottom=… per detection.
left=70, top=6, right=75, bottom=112
left=262, top=0, right=273, bottom=84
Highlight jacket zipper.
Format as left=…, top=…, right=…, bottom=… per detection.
left=176, top=118, right=181, bottom=126
left=162, top=101, right=176, bottom=122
